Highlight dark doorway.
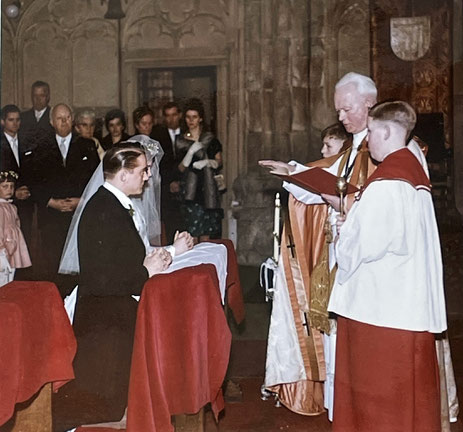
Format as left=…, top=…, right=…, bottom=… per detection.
left=138, top=66, right=217, bottom=133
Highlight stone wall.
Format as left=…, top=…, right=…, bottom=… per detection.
left=232, top=0, right=311, bottom=265
left=309, top=0, right=370, bottom=159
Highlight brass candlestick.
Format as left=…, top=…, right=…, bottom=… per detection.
left=336, top=176, right=348, bottom=217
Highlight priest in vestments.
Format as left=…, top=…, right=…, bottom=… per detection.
left=328, top=101, right=447, bottom=432
left=260, top=72, right=377, bottom=418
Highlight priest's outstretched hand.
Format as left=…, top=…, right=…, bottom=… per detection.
left=173, top=230, right=194, bottom=255
left=144, top=247, right=172, bottom=277
left=258, top=160, right=296, bottom=175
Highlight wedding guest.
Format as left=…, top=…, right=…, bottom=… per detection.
left=176, top=98, right=224, bottom=242
left=101, top=109, right=129, bottom=150
left=20, top=80, right=54, bottom=135
left=132, top=106, right=154, bottom=136
left=33, top=103, right=99, bottom=291
left=0, top=171, right=31, bottom=286
left=75, top=109, right=105, bottom=160
left=151, top=101, right=184, bottom=242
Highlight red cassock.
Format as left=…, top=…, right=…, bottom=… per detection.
left=333, top=317, right=440, bottom=432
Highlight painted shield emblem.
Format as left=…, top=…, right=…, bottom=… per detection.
left=390, top=16, right=431, bottom=61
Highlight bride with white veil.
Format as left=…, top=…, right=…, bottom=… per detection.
left=59, top=135, right=165, bottom=275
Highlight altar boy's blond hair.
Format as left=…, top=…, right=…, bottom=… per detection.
left=369, top=101, right=417, bottom=135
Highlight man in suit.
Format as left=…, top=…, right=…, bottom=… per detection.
left=20, top=80, right=54, bottom=135
left=151, top=101, right=185, bottom=242
left=33, top=103, right=99, bottom=289
left=0, top=105, right=35, bottom=265
left=53, top=144, right=172, bottom=431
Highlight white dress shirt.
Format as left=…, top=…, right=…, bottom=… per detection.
left=103, top=181, right=176, bottom=259
left=168, top=128, right=180, bottom=156
left=4, top=133, right=19, bottom=166
left=56, top=133, right=72, bottom=161
left=35, top=107, right=47, bottom=122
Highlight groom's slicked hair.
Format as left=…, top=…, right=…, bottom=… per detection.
left=103, top=141, right=145, bottom=179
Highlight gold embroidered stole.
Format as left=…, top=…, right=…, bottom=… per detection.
left=281, top=210, right=326, bottom=381
left=306, top=139, right=376, bottom=334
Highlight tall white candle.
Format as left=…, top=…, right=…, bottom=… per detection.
left=273, top=193, right=281, bottom=262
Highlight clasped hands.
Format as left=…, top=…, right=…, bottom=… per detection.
left=192, top=159, right=219, bottom=170
left=15, top=185, right=31, bottom=201
left=143, top=231, right=194, bottom=277
left=48, top=197, right=80, bottom=212
left=172, top=230, right=194, bottom=255
left=144, top=248, right=172, bottom=277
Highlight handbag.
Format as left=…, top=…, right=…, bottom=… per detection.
left=214, top=173, right=226, bottom=192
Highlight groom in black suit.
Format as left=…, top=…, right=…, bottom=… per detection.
left=53, top=144, right=172, bottom=431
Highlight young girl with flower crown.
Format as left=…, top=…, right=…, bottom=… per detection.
left=0, top=171, right=31, bottom=286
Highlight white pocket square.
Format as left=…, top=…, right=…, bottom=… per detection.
left=82, top=156, right=88, bottom=160
left=25, top=151, right=32, bottom=155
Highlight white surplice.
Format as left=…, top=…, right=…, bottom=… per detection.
left=328, top=178, right=447, bottom=333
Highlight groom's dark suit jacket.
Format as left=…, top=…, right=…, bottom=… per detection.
left=77, top=186, right=149, bottom=297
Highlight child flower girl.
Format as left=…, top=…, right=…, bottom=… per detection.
left=0, top=171, right=31, bottom=286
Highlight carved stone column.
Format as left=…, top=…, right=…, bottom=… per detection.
left=233, top=0, right=310, bottom=265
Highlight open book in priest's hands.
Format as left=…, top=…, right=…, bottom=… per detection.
left=272, top=166, right=359, bottom=196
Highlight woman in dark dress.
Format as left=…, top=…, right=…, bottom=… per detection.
left=101, top=108, right=130, bottom=150
left=175, top=98, right=224, bottom=242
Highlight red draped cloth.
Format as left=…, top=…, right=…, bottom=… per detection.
left=0, top=281, right=77, bottom=426
left=126, top=264, right=232, bottom=432
left=333, top=316, right=441, bottom=432
left=207, top=239, right=245, bottom=324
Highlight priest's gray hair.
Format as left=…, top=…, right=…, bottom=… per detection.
left=335, top=72, right=377, bottom=101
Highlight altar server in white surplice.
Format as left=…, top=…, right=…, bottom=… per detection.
left=328, top=101, right=447, bottom=432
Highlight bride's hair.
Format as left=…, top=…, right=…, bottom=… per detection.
left=103, top=142, right=144, bottom=178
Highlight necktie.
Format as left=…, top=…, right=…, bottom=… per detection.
left=11, top=137, right=19, bottom=166
left=59, top=138, right=67, bottom=164
left=128, top=204, right=135, bottom=217
left=35, top=112, right=41, bottom=122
